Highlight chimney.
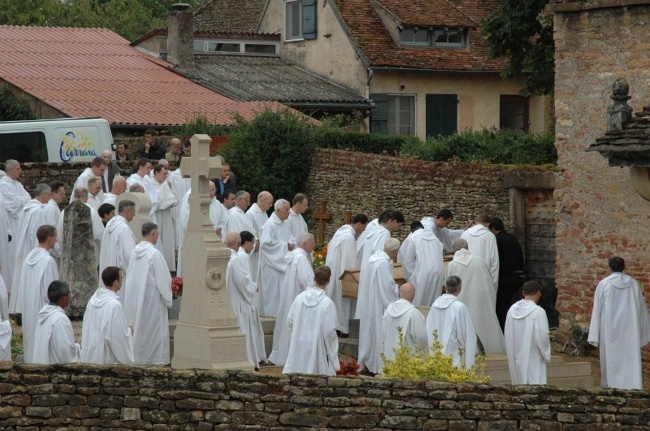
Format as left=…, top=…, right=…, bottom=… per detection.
left=167, top=3, right=194, bottom=68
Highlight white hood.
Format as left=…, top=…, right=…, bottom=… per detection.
left=88, top=287, right=118, bottom=308
left=302, top=286, right=327, bottom=307
left=38, top=304, right=64, bottom=325
left=369, top=249, right=390, bottom=264
left=25, top=247, right=50, bottom=267
left=465, top=224, right=490, bottom=238
left=451, top=248, right=474, bottom=266
left=133, top=241, right=154, bottom=259
left=413, top=228, right=437, bottom=242
left=385, top=298, right=415, bottom=318
left=105, top=215, right=127, bottom=234
left=605, top=272, right=636, bottom=289
left=433, top=293, right=458, bottom=309
left=421, top=216, right=435, bottom=230
left=509, top=299, right=539, bottom=319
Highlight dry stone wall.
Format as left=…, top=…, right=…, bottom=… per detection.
left=304, top=149, right=553, bottom=242
left=1, top=363, right=649, bottom=430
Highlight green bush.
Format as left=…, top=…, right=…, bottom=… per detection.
left=401, top=128, right=556, bottom=165
left=0, top=87, right=34, bottom=121
left=220, top=108, right=317, bottom=199
left=313, top=128, right=414, bottom=156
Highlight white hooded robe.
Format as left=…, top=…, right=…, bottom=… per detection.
left=258, top=213, right=292, bottom=317
left=81, top=287, right=134, bottom=365
left=460, top=224, right=499, bottom=289
left=283, top=286, right=339, bottom=376
left=355, top=249, right=398, bottom=373
left=0, top=175, right=30, bottom=288
left=32, top=304, right=80, bottom=364
left=246, top=203, right=268, bottom=283
left=588, top=272, right=650, bottom=389
left=447, top=248, right=505, bottom=353
left=426, top=294, right=477, bottom=368
left=226, top=248, right=267, bottom=366
left=382, top=298, right=429, bottom=366
left=99, top=215, right=136, bottom=299
left=402, top=229, right=445, bottom=306
left=325, top=224, right=358, bottom=333
left=123, top=241, right=172, bottom=365
left=150, top=180, right=178, bottom=270
left=17, top=247, right=58, bottom=363
left=268, top=247, right=313, bottom=366
left=287, top=209, right=308, bottom=243
left=222, top=206, right=255, bottom=240
left=505, top=299, right=551, bottom=384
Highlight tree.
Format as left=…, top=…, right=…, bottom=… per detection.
left=482, top=0, right=554, bottom=96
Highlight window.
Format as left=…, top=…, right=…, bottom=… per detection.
left=399, top=28, right=429, bottom=46
left=285, top=0, right=317, bottom=41
left=500, top=95, right=529, bottom=131
left=0, top=132, right=47, bottom=162
left=192, top=39, right=279, bottom=56
left=370, top=94, right=415, bottom=135
left=398, top=27, right=469, bottom=48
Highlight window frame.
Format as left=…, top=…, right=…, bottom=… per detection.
left=386, top=94, right=417, bottom=136
left=499, top=95, right=530, bottom=132
left=285, top=0, right=303, bottom=41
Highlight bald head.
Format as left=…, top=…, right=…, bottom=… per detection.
left=257, top=191, right=273, bottom=211
left=225, top=232, right=241, bottom=249
left=399, top=283, right=415, bottom=302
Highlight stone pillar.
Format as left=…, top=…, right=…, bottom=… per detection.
left=171, top=134, right=251, bottom=370
left=607, top=77, right=632, bottom=132
left=115, top=192, right=151, bottom=242
left=60, top=200, right=98, bottom=318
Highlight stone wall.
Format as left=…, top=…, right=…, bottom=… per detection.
left=1, top=362, right=649, bottom=430
left=548, top=2, right=650, bottom=318
left=304, top=148, right=554, bottom=242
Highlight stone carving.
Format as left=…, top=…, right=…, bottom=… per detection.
left=607, top=77, right=633, bottom=132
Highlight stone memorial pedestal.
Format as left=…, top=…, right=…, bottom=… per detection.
left=115, top=192, right=151, bottom=242
left=171, top=134, right=251, bottom=370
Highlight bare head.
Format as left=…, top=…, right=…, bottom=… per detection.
left=274, top=199, right=291, bottom=221
left=129, top=183, right=145, bottom=193
left=74, top=187, right=89, bottom=202
left=399, top=283, right=416, bottom=302
left=452, top=238, right=468, bottom=253
left=297, top=233, right=315, bottom=254
left=112, top=176, right=127, bottom=195
left=90, top=156, right=108, bottom=176
left=383, top=237, right=401, bottom=261
left=101, top=150, right=112, bottom=164
left=118, top=199, right=136, bottom=222
left=225, top=231, right=241, bottom=250
left=257, top=191, right=273, bottom=211
left=313, top=265, right=331, bottom=288
left=34, top=183, right=51, bottom=204
left=235, top=190, right=251, bottom=211
left=209, top=181, right=216, bottom=199
left=292, top=193, right=308, bottom=213
left=37, top=224, right=57, bottom=250
left=444, top=275, right=462, bottom=296
left=475, top=214, right=491, bottom=226
left=5, top=159, right=21, bottom=179
left=142, top=222, right=159, bottom=244
left=522, top=280, right=542, bottom=303
left=351, top=213, right=369, bottom=234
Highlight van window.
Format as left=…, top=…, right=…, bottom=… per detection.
left=0, top=132, right=48, bottom=163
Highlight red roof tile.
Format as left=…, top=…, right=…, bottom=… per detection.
left=0, top=25, right=286, bottom=126
left=334, top=0, right=507, bottom=72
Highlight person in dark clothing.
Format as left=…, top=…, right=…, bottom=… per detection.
left=138, top=128, right=166, bottom=160
left=489, top=217, right=525, bottom=331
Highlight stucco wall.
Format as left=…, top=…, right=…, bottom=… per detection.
left=369, top=71, right=549, bottom=137
left=1, top=362, right=649, bottom=430
left=550, top=3, right=650, bottom=318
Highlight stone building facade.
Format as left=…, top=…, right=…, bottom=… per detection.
left=547, top=1, right=650, bottom=320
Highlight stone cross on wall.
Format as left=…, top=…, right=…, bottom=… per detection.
left=172, top=134, right=251, bottom=370
left=312, top=201, right=331, bottom=242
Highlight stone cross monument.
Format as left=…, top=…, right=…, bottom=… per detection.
left=171, top=134, right=251, bottom=370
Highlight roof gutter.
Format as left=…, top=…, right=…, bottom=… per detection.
left=368, top=66, right=501, bottom=74
left=289, top=102, right=373, bottom=111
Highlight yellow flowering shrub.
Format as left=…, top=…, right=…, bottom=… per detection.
left=380, top=328, right=490, bottom=384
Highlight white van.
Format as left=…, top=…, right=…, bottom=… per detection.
left=0, top=118, right=114, bottom=163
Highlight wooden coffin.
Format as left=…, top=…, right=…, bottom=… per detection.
left=340, top=262, right=406, bottom=299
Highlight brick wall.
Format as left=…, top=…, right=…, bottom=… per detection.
left=1, top=363, right=649, bottom=430
left=549, top=2, right=650, bottom=318
left=304, top=148, right=553, bottom=242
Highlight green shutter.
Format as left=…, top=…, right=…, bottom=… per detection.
left=302, top=0, right=317, bottom=40
left=370, top=93, right=388, bottom=134
left=426, top=94, right=457, bottom=137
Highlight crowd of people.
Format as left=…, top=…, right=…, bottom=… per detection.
left=0, top=131, right=648, bottom=390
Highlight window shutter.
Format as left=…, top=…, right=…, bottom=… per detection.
left=370, top=93, right=388, bottom=134
left=302, top=0, right=317, bottom=40
left=426, top=94, right=457, bottom=137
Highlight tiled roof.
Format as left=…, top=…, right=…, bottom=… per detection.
left=0, top=25, right=286, bottom=126
left=334, top=0, right=507, bottom=71
left=193, top=0, right=267, bottom=33
left=175, top=55, right=370, bottom=107
left=374, top=0, right=478, bottom=28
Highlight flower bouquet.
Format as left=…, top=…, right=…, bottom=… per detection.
left=171, top=277, right=183, bottom=299
left=336, top=360, right=360, bottom=376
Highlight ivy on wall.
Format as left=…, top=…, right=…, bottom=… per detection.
left=0, top=87, right=34, bottom=121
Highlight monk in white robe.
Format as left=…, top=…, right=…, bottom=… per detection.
left=32, top=280, right=80, bottom=364
left=447, top=239, right=505, bottom=353
left=9, top=186, right=48, bottom=313
left=0, top=275, right=8, bottom=327
left=421, top=209, right=465, bottom=253
left=382, top=283, right=429, bottom=369
left=126, top=159, right=154, bottom=195
left=269, top=233, right=315, bottom=366
left=355, top=239, right=400, bottom=374
left=505, top=280, right=551, bottom=385
left=150, top=165, right=178, bottom=270
left=81, top=266, right=134, bottom=365
left=324, top=215, right=367, bottom=334
left=169, top=167, right=190, bottom=248
left=588, top=257, right=650, bottom=389
left=123, top=222, right=172, bottom=365
left=287, top=193, right=309, bottom=242
left=0, top=160, right=31, bottom=288
left=426, top=275, right=477, bottom=368
left=71, top=157, right=107, bottom=203
left=0, top=309, right=10, bottom=361
left=0, top=200, right=12, bottom=291
left=175, top=189, right=191, bottom=277
left=258, top=199, right=293, bottom=317
left=460, top=214, right=499, bottom=288
left=17, top=225, right=59, bottom=363
left=246, top=191, right=273, bottom=283
left=401, top=228, right=445, bottom=306
left=208, top=181, right=227, bottom=237
left=225, top=232, right=267, bottom=367
left=283, top=266, right=339, bottom=376
left=222, top=191, right=254, bottom=240
left=396, top=221, right=423, bottom=281
left=99, top=200, right=136, bottom=302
